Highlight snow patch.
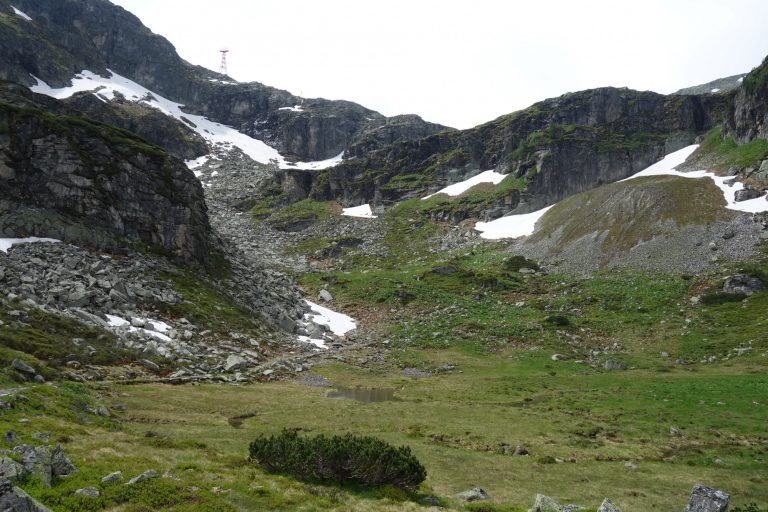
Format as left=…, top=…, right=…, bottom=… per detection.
left=475, top=206, right=555, bottom=239
left=297, top=335, right=327, bottom=349
left=342, top=204, right=377, bottom=218
left=30, top=71, right=287, bottom=165
left=105, top=314, right=172, bottom=342
left=711, top=88, right=720, bottom=93
left=185, top=155, right=211, bottom=170
left=738, top=76, right=744, bottom=82
left=278, top=105, right=304, bottom=112
left=0, top=237, right=60, bottom=254
left=474, top=144, right=768, bottom=240
left=10, top=5, right=32, bottom=21
left=622, top=144, right=768, bottom=213
left=304, top=300, right=356, bottom=336
left=282, top=151, right=344, bottom=170
left=423, top=170, right=507, bottom=200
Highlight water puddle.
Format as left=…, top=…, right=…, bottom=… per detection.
left=326, top=387, right=401, bottom=404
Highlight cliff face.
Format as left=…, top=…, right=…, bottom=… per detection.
left=278, top=87, right=728, bottom=216
left=0, top=0, right=450, bottom=161
left=725, top=56, right=768, bottom=143
left=0, top=83, right=210, bottom=263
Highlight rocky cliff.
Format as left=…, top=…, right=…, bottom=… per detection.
left=724, top=55, right=768, bottom=143
left=0, top=82, right=210, bottom=263
left=0, top=0, right=449, bottom=162
left=276, top=87, right=728, bottom=219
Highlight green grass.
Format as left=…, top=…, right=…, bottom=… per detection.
left=264, top=199, right=338, bottom=231
left=700, top=127, right=768, bottom=169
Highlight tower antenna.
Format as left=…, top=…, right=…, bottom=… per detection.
left=219, top=49, right=229, bottom=76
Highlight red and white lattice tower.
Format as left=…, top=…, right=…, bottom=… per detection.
left=219, top=49, right=229, bottom=75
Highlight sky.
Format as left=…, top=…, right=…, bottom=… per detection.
left=110, top=0, right=768, bottom=130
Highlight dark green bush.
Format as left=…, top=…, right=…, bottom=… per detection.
left=249, top=430, right=426, bottom=489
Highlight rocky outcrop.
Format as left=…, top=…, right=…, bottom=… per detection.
left=0, top=478, right=53, bottom=512
left=673, top=73, right=746, bottom=95
left=0, top=84, right=210, bottom=263
left=278, top=87, right=727, bottom=214
left=683, top=484, right=730, bottom=512
left=724, top=55, right=768, bottom=143
left=0, top=0, right=450, bottom=162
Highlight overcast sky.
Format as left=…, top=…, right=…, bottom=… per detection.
left=110, top=0, right=768, bottom=129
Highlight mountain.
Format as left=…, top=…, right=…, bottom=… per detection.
left=0, top=0, right=451, bottom=163
left=673, top=73, right=746, bottom=95
left=0, top=0, right=767, bottom=510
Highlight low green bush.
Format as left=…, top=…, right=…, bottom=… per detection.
left=249, top=430, right=426, bottom=489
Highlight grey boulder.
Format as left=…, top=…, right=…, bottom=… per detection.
left=684, top=484, right=729, bottom=512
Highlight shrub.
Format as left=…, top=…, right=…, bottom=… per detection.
left=249, top=430, right=426, bottom=489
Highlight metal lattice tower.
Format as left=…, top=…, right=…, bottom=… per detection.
left=219, top=49, right=229, bottom=75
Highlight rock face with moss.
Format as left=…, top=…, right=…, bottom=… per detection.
left=725, top=55, right=768, bottom=143
left=0, top=83, right=210, bottom=263
left=0, top=0, right=449, bottom=162
left=279, top=87, right=727, bottom=217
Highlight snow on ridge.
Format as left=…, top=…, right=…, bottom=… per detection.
left=711, top=88, right=720, bottom=93
left=0, top=237, right=60, bottom=254
left=11, top=5, right=32, bottom=21
left=476, top=144, right=768, bottom=241
left=278, top=105, right=304, bottom=112
left=29, top=71, right=346, bottom=172
left=30, top=70, right=286, bottom=165
left=423, top=170, right=507, bottom=200
left=342, top=204, right=377, bottom=219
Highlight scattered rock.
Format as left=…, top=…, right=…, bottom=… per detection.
left=684, top=484, right=730, bottom=512
left=669, top=426, right=682, bottom=437
left=318, top=289, right=333, bottom=302
left=604, top=360, right=627, bottom=371
left=455, top=487, right=491, bottom=502
left=597, top=498, right=621, bottom=512
left=551, top=354, right=567, bottom=361
left=623, top=461, right=638, bottom=471
left=74, top=487, right=101, bottom=497
left=513, top=445, right=530, bottom=456
left=125, top=469, right=159, bottom=485
left=101, top=470, right=123, bottom=483
left=529, top=494, right=567, bottom=511
left=734, top=188, right=762, bottom=202
left=723, top=274, right=765, bottom=296
left=4, top=431, right=19, bottom=444
left=0, top=457, right=25, bottom=481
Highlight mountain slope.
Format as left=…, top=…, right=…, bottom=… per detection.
left=0, top=0, right=451, bottom=163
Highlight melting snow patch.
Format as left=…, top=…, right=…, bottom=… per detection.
left=475, top=206, right=555, bottom=239
left=0, top=237, right=60, bottom=254
left=622, top=144, right=768, bottom=213
left=185, top=154, right=211, bottom=170
left=10, top=5, right=32, bottom=21
left=297, top=335, right=327, bottom=349
left=305, top=300, right=356, bottom=336
left=105, top=314, right=172, bottom=341
left=282, top=151, right=344, bottom=170
left=30, top=70, right=286, bottom=165
left=423, top=170, right=507, bottom=200
left=342, top=204, right=377, bottom=218
left=738, top=76, right=744, bottom=82
left=711, top=88, right=720, bottom=93
left=278, top=105, right=304, bottom=112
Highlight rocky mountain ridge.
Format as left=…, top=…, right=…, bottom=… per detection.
left=0, top=0, right=450, bottom=162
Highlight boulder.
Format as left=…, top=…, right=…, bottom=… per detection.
left=101, top=470, right=123, bottom=483
left=684, top=484, right=729, bottom=512
left=604, top=360, right=627, bottom=371
left=529, top=494, right=564, bottom=511
left=597, top=498, right=621, bottom=512
left=0, top=478, right=53, bottom=512
left=318, top=289, right=333, bottom=302
left=723, top=274, right=765, bottom=296
left=224, top=355, right=247, bottom=372
left=455, top=487, right=491, bottom=502
left=125, top=469, right=159, bottom=485
left=734, top=188, right=762, bottom=202
left=10, top=359, right=36, bottom=376
left=74, top=487, right=101, bottom=497
left=0, top=457, right=25, bottom=481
